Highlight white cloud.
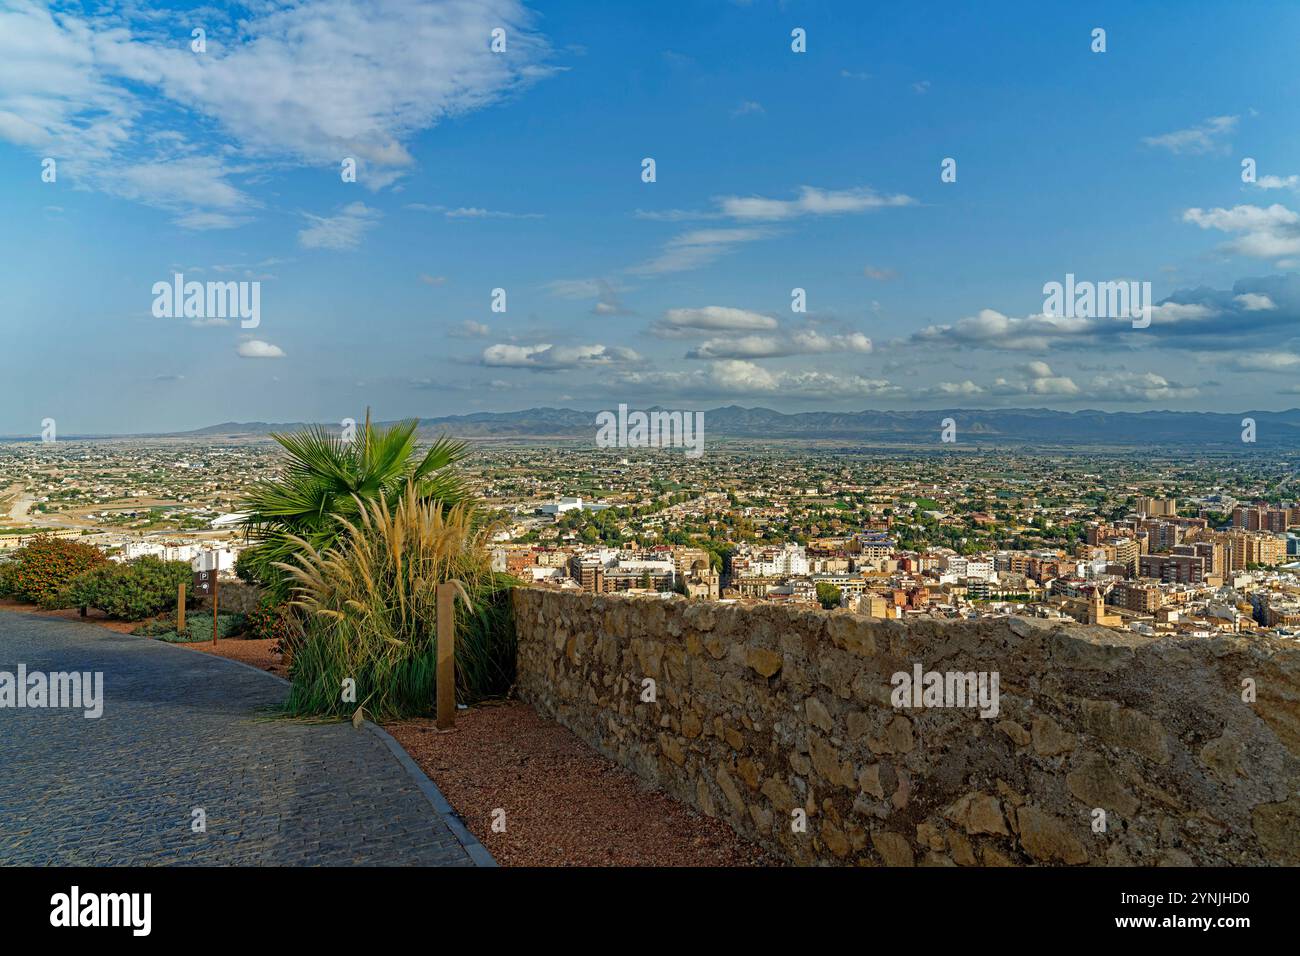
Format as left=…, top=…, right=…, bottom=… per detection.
left=0, top=0, right=555, bottom=226
left=1223, top=351, right=1300, bottom=372
left=920, top=367, right=1192, bottom=403
left=435, top=206, right=542, bottom=219
left=863, top=265, right=898, bottom=280
left=545, top=277, right=630, bottom=315
left=911, top=299, right=1218, bottom=352
left=1255, top=174, right=1300, bottom=191
left=1184, top=204, right=1300, bottom=259
left=651, top=306, right=779, bottom=337
left=481, top=342, right=640, bottom=370
left=298, top=201, right=382, bottom=250
left=1234, top=292, right=1276, bottom=311
left=913, top=309, right=1094, bottom=351
left=238, top=339, right=285, bottom=359
left=629, top=228, right=773, bottom=275
left=451, top=320, right=490, bottom=338
left=719, top=186, right=915, bottom=222
left=685, top=330, right=872, bottom=359
left=1083, top=371, right=1197, bottom=401
left=619, top=361, right=899, bottom=398
left=1142, top=115, right=1238, bottom=155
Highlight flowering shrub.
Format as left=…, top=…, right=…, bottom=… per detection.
left=244, top=596, right=295, bottom=643
left=0, top=536, right=107, bottom=607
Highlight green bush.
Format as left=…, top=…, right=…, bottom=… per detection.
left=234, top=548, right=262, bottom=586
left=134, top=611, right=247, bottom=642
left=0, top=535, right=107, bottom=607
left=0, top=560, right=17, bottom=598
left=63, top=556, right=191, bottom=620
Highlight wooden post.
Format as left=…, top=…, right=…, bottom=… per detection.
left=211, top=560, right=219, bottom=645
left=435, top=581, right=457, bottom=730
left=177, top=583, right=186, bottom=637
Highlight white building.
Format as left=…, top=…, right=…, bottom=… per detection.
left=539, top=496, right=612, bottom=516
left=752, top=543, right=809, bottom=577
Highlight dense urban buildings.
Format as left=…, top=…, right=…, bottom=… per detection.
left=4, top=435, right=1300, bottom=642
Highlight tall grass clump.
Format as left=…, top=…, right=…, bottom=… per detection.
left=278, top=481, right=515, bottom=722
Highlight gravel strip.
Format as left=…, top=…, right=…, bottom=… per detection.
left=182, top=636, right=288, bottom=677
left=388, top=701, right=778, bottom=867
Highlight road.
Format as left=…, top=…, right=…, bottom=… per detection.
left=0, top=612, right=491, bottom=866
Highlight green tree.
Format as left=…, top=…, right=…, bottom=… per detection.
left=816, top=582, right=842, bottom=610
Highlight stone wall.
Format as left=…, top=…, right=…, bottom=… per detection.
left=513, top=588, right=1299, bottom=865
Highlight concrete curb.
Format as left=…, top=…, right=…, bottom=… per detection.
left=363, top=721, right=498, bottom=868
left=1, top=611, right=496, bottom=868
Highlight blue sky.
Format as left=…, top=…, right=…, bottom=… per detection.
left=2, top=0, right=1300, bottom=434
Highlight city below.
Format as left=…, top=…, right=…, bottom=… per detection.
left=4, top=428, right=1300, bottom=642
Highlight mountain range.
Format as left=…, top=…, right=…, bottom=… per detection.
left=132, top=406, right=1300, bottom=448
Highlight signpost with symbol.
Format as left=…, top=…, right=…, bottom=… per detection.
left=192, top=552, right=220, bottom=643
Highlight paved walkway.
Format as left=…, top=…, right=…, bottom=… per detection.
left=0, top=612, right=490, bottom=866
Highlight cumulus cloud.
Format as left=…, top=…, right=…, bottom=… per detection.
left=480, top=342, right=640, bottom=370
left=911, top=308, right=1095, bottom=351
left=1221, top=351, right=1300, bottom=372
left=920, top=366, right=1194, bottom=403
left=1234, top=292, right=1276, bottom=311
left=237, top=339, right=285, bottom=359
left=1254, top=174, right=1300, bottom=191
left=617, top=361, right=899, bottom=398
left=907, top=277, right=1299, bottom=353
left=1083, top=371, right=1198, bottom=402
left=685, top=330, right=872, bottom=359
left=1183, top=204, right=1300, bottom=260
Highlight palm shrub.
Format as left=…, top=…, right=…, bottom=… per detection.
left=278, top=482, right=515, bottom=722
left=239, top=413, right=469, bottom=601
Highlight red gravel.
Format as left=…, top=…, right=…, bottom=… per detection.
left=388, top=701, right=778, bottom=867
left=0, top=599, right=137, bottom=633
left=182, top=637, right=287, bottom=677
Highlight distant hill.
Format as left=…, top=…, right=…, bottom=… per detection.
left=135, top=406, right=1300, bottom=447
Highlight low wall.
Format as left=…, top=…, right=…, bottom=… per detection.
left=513, top=588, right=1299, bottom=866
